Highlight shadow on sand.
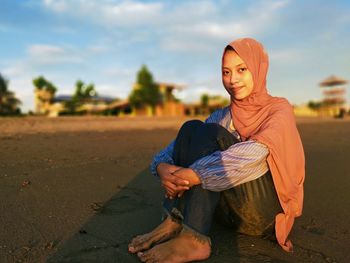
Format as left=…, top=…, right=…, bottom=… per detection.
left=46, top=168, right=243, bottom=263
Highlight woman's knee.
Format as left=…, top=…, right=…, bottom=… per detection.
left=180, top=120, right=203, bottom=132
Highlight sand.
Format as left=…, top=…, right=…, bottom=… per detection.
left=0, top=116, right=349, bottom=263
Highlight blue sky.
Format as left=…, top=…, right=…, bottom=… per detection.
left=1, top=0, right=349, bottom=112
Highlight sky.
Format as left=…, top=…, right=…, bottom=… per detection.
left=0, top=0, right=349, bottom=112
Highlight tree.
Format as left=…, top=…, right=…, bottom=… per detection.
left=200, top=93, right=209, bottom=108
left=33, top=76, right=57, bottom=95
left=307, top=100, right=322, bottom=110
left=65, top=80, right=97, bottom=113
left=0, top=73, right=21, bottom=116
left=129, top=65, right=161, bottom=113
left=73, top=80, right=97, bottom=100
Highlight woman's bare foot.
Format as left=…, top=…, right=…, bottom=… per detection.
left=128, top=216, right=182, bottom=253
left=137, top=226, right=211, bottom=263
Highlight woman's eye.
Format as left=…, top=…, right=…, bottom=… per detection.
left=238, top=67, right=247, bottom=73
left=222, top=71, right=230, bottom=75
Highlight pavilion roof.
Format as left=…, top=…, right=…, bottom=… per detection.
left=319, top=75, right=348, bottom=87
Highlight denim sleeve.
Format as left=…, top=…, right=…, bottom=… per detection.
left=204, top=108, right=224, bottom=124
left=189, top=141, right=269, bottom=191
left=150, top=140, right=175, bottom=177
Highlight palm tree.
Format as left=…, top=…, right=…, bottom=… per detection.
left=0, top=73, right=21, bottom=116
left=64, top=80, right=97, bottom=114
left=32, top=76, right=57, bottom=94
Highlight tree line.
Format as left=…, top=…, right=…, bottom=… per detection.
left=0, top=65, right=162, bottom=116
left=0, top=73, right=21, bottom=116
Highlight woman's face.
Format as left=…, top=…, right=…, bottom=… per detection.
left=222, top=50, right=254, bottom=100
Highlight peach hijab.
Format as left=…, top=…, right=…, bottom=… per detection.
left=226, top=38, right=305, bottom=252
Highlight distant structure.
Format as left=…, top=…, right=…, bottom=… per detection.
left=184, top=95, right=229, bottom=116
left=34, top=82, right=230, bottom=117
left=126, top=82, right=185, bottom=117
left=293, top=103, right=319, bottom=117
left=34, top=88, right=116, bottom=117
left=155, top=82, right=185, bottom=116
left=34, top=88, right=55, bottom=115
left=319, top=75, right=348, bottom=117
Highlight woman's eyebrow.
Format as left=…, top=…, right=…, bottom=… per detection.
left=235, top=63, right=246, bottom=67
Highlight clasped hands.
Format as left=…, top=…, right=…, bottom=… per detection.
left=156, top=163, right=201, bottom=199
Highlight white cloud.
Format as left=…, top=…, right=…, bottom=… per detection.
left=43, top=0, right=67, bottom=12
left=86, top=44, right=111, bottom=54
left=26, top=44, right=84, bottom=65
left=269, top=48, right=304, bottom=63
left=28, top=44, right=65, bottom=57
left=40, top=0, right=290, bottom=53
left=103, top=67, right=134, bottom=78
left=42, top=0, right=163, bottom=27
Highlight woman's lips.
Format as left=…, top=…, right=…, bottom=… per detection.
left=232, top=86, right=244, bottom=92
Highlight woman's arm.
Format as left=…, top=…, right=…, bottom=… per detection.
left=174, top=140, right=269, bottom=192
left=150, top=140, right=175, bottom=177
left=150, top=140, right=190, bottom=197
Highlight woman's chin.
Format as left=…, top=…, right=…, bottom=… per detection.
left=232, top=94, right=245, bottom=101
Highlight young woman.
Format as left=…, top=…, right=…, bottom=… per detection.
left=128, top=38, right=305, bottom=263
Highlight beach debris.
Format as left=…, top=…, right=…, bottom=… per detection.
left=90, top=202, right=103, bottom=213
left=112, top=243, right=120, bottom=248
left=44, top=241, right=55, bottom=250
left=21, top=180, right=31, bottom=187
left=79, top=229, right=88, bottom=234
left=22, top=246, right=31, bottom=253
left=301, top=218, right=325, bottom=235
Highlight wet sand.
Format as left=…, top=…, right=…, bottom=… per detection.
left=0, top=116, right=349, bottom=262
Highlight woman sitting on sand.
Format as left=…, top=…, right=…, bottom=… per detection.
left=128, top=38, right=305, bottom=263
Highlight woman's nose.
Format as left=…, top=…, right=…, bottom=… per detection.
left=230, top=73, right=239, bottom=84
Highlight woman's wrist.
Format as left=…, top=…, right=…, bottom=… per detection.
left=156, top=162, right=168, bottom=176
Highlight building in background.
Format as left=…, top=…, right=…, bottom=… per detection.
left=34, top=88, right=117, bottom=117
left=184, top=95, right=229, bottom=116
left=319, top=75, right=348, bottom=117
left=34, top=81, right=232, bottom=117
left=155, top=82, right=184, bottom=117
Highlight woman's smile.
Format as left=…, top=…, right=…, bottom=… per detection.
left=222, top=49, right=254, bottom=101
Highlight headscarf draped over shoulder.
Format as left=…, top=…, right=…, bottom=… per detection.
left=226, top=38, right=305, bottom=252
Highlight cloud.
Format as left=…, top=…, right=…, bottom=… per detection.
left=269, top=48, right=304, bottom=63
left=43, top=0, right=67, bottom=12
left=86, top=44, right=111, bottom=54
left=42, top=0, right=163, bottom=27
left=28, top=44, right=65, bottom=57
left=40, top=0, right=290, bottom=53
left=26, top=44, right=84, bottom=65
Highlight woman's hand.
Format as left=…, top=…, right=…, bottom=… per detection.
left=156, top=163, right=190, bottom=198
left=172, top=168, right=201, bottom=187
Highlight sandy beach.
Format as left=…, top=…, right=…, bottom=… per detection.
left=0, top=116, right=349, bottom=263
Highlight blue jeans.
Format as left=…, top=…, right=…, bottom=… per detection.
left=163, top=120, right=238, bottom=235
left=163, top=120, right=282, bottom=237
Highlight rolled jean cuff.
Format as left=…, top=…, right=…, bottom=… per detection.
left=162, top=206, right=184, bottom=224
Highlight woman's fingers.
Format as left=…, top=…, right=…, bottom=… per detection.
left=164, top=183, right=188, bottom=191
left=177, top=190, right=185, bottom=198
left=172, top=176, right=189, bottom=187
left=162, top=174, right=189, bottom=187
left=166, top=173, right=189, bottom=186
left=162, top=181, right=189, bottom=199
left=162, top=181, right=177, bottom=193
left=168, top=165, right=182, bottom=174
